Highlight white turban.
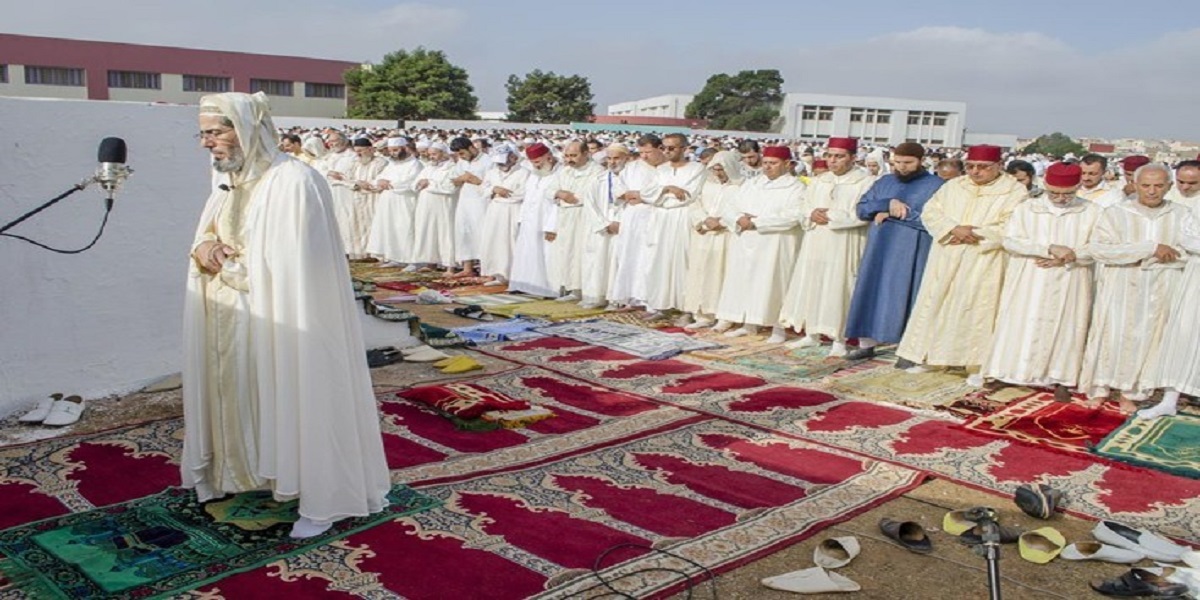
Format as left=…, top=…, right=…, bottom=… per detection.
left=386, top=137, right=408, bottom=148
left=199, top=91, right=279, bottom=184
left=415, top=140, right=432, bottom=150
left=429, top=141, right=451, bottom=154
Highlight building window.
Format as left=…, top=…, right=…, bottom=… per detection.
left=108, top=70, right=161, bottom=89
left=877, top=112, right=891, bottom=124
left=305, top=82, right=345, bottom=99
left=931, top=139, right=944, bottom=145
left=817, top=107, right=834, bottom=121
left=849, top=108, right=864, bottom=122
left=801, top=108, right=816, bottom=120
left=183, top=75, right=231, bottom=92
left=933, top=113, right=948, bottom=126
left=25, top=66, right=85, bottom=86
left=907, top=114, right=920, bottom=125
left=251, top=78, right=294, bottom=96
left=0, top=65, right=7, bottom=83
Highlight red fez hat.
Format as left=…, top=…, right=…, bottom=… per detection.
left=966, top=145, right=1003, bottom=163
left=1043, top=162, right=1082, bottom=190
left=827, top=137, right=858, bottom=153
left=812, top=159, right=829, bottom=169
left=525, top=142, right=550, bottom=160
left=1121, top=155, right=1150, bottom=172
left=762, top=146, right=792, bottom=161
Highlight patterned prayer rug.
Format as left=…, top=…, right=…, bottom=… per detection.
left=486, top=300, right=610, bottom=321
left=0, top=486, right=438, bottom=599
left=1092, top=413, right=1200, bottom=479
left=482, top=340, right=1200, bottom=543
left=822, top=364, right=974, bottom=410
left=532, top=320, right=721, bottom=360
left=939, top=385, right=1035, bottom=419
left=685, top=342, right=876, bottom=383
left=958, top=392, right=1129, bottom=454
left=452, top=292, right=537, bottom=307
left=590, top=310, right=674, bottom=329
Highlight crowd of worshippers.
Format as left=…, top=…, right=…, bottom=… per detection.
left=282, top=126, right=1200, bottom=421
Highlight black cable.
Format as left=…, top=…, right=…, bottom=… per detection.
left=0, top=198, right=114, bottom=254
left=569, top=542, right=718, bottom=600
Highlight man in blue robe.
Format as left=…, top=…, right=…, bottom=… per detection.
left=843, top=143, right=944, bottom=360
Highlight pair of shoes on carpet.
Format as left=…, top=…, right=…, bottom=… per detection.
left=1091, top=567, right=1192, bottom=598
left=760, top=536, right=862, bottom=593
left=1094, top=521, right=1191, bottom=563
left=434, top=355, right=483, bottom=374
left=19, top=393, right=85, bottom=426
left=400, top=345, right=450, bottom=363
left=446, top=304, right=493, bottom=321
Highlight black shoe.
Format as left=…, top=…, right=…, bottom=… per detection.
left=1090, top=568, right=1189, bottom=598
left=1014, top=484, right=1062, bottom=520
left=894, top=358, right=916, bottom=370
left=959, top=523, right=1023, bottom=545
left=845, top=346, right=877, bottom=361
left=879, top=518, right=932, bottom=554
left=366, top=347, right=402, bottom=368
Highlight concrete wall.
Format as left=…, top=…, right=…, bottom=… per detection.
left=0, top=97, right=208, bottom=416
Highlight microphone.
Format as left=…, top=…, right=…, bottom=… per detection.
left=94, top=137, right=133, bottom=201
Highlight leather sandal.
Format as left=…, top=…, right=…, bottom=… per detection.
left=1090, top=568, right=1189, bottom=598
left=879, top=518, right=932, bottom=554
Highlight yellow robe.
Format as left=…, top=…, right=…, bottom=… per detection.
left=896, top=173, right=1028, bottom=367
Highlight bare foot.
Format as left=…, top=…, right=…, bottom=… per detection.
left=1083, top=396, right=1105, bottom=410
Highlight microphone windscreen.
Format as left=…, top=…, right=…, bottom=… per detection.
left=98, top=137, right=127, bottom=164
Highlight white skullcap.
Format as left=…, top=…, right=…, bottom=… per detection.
left=429, top=141, right=451, bottom=154
left=490, top=143, right=517, bottom=164
left=415, top=140, right=432, bottom=150
left=387, top=137, right=408, bottom=148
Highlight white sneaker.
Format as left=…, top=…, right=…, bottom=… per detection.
left=19, top=395, right=60, bottom=423
left=43, top=396, right=85, bottom=426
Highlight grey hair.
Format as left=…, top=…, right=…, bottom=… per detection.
left=1133, top=162, right=1170, bottom=182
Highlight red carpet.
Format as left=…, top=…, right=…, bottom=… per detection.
left=0, top=365, right=921, bottom=599
left=959, top=391, right=1129, bottom=454
left=482, top=340, right=1200, bottom=543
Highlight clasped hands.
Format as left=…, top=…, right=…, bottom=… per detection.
left=194, top=240, right=237, bottom=273
left=1036, top=244, right=1077, bottom=268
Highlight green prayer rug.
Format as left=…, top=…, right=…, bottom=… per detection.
left=1092, top=412, right=1200, bottom=479
left=0, top=485, right=439, bottom=599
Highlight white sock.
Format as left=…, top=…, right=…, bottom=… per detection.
left=289, top=516, right=335, bottom=539
left=1137, top=389, right=1180, bottom=420
left=828, top=340, right=848, bottom=357
left=858, top=337, right=878, bottom=350
left=711, top=320, right=733, bottom=333
left=765, top=326, right=787, bottom=344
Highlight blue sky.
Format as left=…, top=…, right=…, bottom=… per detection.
left=5, top=1, right=1198, bottom=140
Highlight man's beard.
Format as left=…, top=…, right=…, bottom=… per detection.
left=895, top=168, right=926, bottom=183
left=213, top=146, right=246, bottom=174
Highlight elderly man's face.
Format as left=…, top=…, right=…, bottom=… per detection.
left=1080, top=161, right=1105, bottom=188
left=1176, top=166, right=1200, bottom=197
left=965, top=160, right=1001, bottom=185
left=710, top=164, right=729, bottom=184
left=1136, top=169, right=1171, bottom=207
left=606, top=151, right=630, bottom=172
left=531, top=154, right=554, bottom=172
left=427, top=149, right=447, bottom=164
left=199, top=114, right=243, bottom=173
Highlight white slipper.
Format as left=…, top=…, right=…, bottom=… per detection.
left=43, top=396, right=85, bottom=426
left=403, top=347, right=451, bottom=363
left=1094, top=521, right=1190, bottom=563
left=814, top=536, right=861, bottom=569
left=289, top=516, right=334, bottom=539
left=400, top=344, right=434, bottom=356
left=1183, top=550, right=1200, bottom=568
left=1061, top=541, right=1146, bottom=564
left=18, top=394, right=60, bottom=423
left=761, top=567, right=861, bottom=593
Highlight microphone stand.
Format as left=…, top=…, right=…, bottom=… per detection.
left=0, top=178, right=91, bottom=235
left=969, top=510, right=1004, bottom=600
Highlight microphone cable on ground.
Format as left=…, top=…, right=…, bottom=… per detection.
left=563, top=542, right=719, bottom=599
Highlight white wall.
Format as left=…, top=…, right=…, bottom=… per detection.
left=0, top=97, right=209, bottom=416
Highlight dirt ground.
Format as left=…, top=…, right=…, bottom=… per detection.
left=0, top=304, right=1157, bottom=599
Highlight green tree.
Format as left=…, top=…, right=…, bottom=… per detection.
left=505, top=70, right=595, bottom=123
left=1018, top=132, right=1088, bottom=157
left=344, top=47, right=478, bottom=121
left=685, top=70, right=784, bottom=132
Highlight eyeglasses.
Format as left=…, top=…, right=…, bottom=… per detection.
left=195, top=127, right=234, bottom=141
